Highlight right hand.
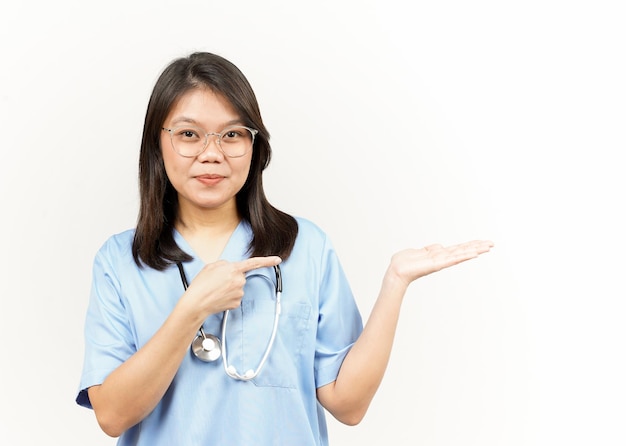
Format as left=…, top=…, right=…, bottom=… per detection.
left=385, top=240, right=494, bottom=288
left=183, top=256, right=282, bottom=317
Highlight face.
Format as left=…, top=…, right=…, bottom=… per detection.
left=161, top=88, right=252, bottom=218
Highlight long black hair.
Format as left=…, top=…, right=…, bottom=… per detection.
left=132, top=52, right=298, bottom=270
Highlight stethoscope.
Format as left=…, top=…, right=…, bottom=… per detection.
left=177, top=262, right=282, bottom=381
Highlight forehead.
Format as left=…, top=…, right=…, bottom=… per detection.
left=166, top=87, right=241, bottom=126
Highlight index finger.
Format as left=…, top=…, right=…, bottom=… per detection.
left=237, top=256, right=282, bottom=273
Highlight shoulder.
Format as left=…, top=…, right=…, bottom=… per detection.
left=291, top=216, right=338, bottom=259
left=94, top=228, right=136, bottom=263
left=293, top=216, right=329, bottom=241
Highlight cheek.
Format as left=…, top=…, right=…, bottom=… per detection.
left=161, top=149, right=174, bottom=177
left=161, top=147, right=187, bottom=185
left=235, top=158, right=253, bottom=184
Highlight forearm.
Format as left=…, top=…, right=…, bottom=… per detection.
left=319, top=270, right=408, bottom=425
left=88, top=301, right=201, bottom=437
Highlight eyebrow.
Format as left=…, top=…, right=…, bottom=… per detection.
left=169, top=116, right=245, bottom=128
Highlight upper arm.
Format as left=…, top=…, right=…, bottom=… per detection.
left=316, top=381, right=339, bottom=418
left=316, top=380, right=365, bottom=426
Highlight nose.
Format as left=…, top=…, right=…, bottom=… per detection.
left=197, top=132, right=224, bottom=161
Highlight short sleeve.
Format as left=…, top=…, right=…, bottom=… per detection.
left=313, top=235, right=363, bottom=388
left=76, top=241, right=137, bottom=408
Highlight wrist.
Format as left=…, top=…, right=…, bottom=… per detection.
left=381, top=267, right=410, bottom=297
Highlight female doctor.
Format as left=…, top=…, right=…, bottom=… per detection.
left=76, top=51, right=493, bottom=446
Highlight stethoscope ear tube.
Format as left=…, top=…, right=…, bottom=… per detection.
left=274, top=263, right=282, bottom=293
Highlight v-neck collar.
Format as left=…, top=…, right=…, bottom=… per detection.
left=173, top=220, right=252, bottom=265
left=172, top=220, right=275, bottom=283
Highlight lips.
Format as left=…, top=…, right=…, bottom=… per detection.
left=195, top=173, right=225, bottom=185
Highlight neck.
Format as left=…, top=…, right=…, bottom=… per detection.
left=174, top=200, right=242, bottom=264
left=175, top=200, right=241, bottom=238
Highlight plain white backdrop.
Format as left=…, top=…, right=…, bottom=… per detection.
left=1, top=1, right=624, bottom=445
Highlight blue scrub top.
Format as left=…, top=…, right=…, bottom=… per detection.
left=76, top=217, right=363, bottom=446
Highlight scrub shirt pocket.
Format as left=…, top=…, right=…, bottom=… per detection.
left=238, top=294, right=311, bottom=389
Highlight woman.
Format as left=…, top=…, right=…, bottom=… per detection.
left=76, top=52, right=493, bottom=445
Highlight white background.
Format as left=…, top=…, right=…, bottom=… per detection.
left=1, top=1, right=624, bottom=445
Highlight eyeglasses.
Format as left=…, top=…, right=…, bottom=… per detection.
left=162, top=125, right=258, bottom=158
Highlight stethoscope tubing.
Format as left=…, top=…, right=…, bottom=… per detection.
left=222, top=286, right=281, bottom=380
left=177, top=261, right=282, bottom=381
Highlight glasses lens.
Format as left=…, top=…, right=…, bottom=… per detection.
left=169, top=127, right=207, bottom=157
left=219, top=126, right=255, bottom=157
left=168, top=126, right=256, bottom=157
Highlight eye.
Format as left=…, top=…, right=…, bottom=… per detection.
left=221, top=127, right=251, bottom=143
left=223, top=129, right=243, bottom=139
left=174, top=128, right=202, bottom=142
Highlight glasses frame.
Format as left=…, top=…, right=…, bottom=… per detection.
left=162, top=125, right=259, bottom=158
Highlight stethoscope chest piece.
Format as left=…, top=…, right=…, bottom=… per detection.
left=191, top=332, right=222, bottom=362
